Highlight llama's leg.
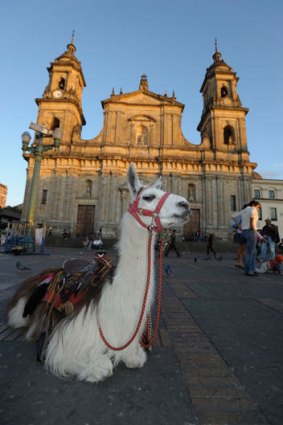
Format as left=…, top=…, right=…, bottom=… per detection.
left=46, top=344, right=114, bottom=383
left=121, top=343, right=147, bottom=369
left=45, top=308, right=114, bottom=383
left=24, top=319, right=38, bottom=341
left=77, top=353, right=114, bottom=383
left=24, top=304, right=46, bottom=341
left=7, top=297, right=29, bottom=328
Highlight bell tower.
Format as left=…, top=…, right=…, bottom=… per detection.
left=197, top=42, right=250, bottom=161
left=35, top=35, right=86, bottom=145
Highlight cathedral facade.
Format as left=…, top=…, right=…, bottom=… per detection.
left=22, top=41, right=257, bottom=240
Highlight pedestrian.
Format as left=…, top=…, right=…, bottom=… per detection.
left=206, top=233, right=216, bottom=258
left=0, top=232, right=6, bottom=245
left=83, top=236, right=91, bottom=250
left=259, top=219, right=280, bottom=261
left=89, top=232, right=95, bottom=249
left=35, top=223, right=45, bottom=254
left=164, top=229, right=181, bottom=257
left=233, top=200, right=261, bottom=276
left=231, top=203, right=250, bottom=269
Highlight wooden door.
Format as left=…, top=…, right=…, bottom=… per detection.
left=183, top=209, right=200, bottom=240
left=76, top=205, right=95, bottom=237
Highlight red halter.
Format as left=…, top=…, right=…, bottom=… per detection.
left=128, top=188, right=170, bottom=233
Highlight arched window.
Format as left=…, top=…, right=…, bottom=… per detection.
left=86, top=180, right=92, bottom=197
left=221, top=85, right=228, bottom=97
left=52, top=117, right=60, bottom=130
left=223, top=125, right=235, bottom=145
left=58, top=78, right=66, bottom=90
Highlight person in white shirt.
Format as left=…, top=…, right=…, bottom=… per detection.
left=232, top=200, right=261, bottom=276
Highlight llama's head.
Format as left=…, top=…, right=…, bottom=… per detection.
left=127, top=164, right=190, bottom=232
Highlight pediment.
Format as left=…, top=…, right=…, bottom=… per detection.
left=102, top=90, right=184, bottom=109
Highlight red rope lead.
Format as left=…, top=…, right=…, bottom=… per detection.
left=141, top=240, right=164, bottom=348
left=98, top=231, right=155, bottom=351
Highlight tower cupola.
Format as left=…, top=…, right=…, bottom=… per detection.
left=197, top=44, right=249, bottom=156
left=35, top=35, right=86, bottom=145
left=139, top=74, right=148, bottom=91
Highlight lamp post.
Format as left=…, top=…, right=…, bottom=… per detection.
left=21, top=123, right=62, bottom=224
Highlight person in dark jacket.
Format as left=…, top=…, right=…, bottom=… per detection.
left=164, top=229, right=180, bottom=257
left=260, top=219, right=280, bottom=260
left=206, top=233, right=216, bottom=258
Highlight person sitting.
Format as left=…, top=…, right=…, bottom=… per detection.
left=83, top=237, right=91, bottom=250
left=268, top=254, right=283, bottom=274
left=92, top=238, right=103, bottom=250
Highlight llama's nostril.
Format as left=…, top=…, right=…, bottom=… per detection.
left=178, top=201, right=189, bottom=209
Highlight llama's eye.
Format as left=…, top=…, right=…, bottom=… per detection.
left=142, top=195, right=156, bottom=202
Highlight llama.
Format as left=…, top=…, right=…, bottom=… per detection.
left=7, top=165, right=190, bottom=383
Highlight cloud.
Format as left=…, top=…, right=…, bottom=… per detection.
left=256, top=163, right=283, bottom=179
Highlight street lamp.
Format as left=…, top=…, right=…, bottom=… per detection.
left=21, top=122, right=62, bottom=224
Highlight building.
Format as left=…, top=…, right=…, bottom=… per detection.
left=0, top=206, right=22, bottom=231
left=0, top=185, right=22, bottom=232
left=22, top=39, right=277, bottom=240
left=252, top=176, right=283, bottom=237
left=0, top=184, right=7, bottom=209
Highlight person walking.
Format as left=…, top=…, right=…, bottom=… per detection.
left=164, top=229, right=181, bottom=257
left=232, top=200, right=261, bottom=276
left=206, top=233, right=216, bottom=258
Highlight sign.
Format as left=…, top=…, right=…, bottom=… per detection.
left=29, top=122, right=50, bottom=135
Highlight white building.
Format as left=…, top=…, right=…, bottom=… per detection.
left=252, top=176, right=283, bottom=239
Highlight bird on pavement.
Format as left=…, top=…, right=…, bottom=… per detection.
left=16, top=261, right=31, bottom=271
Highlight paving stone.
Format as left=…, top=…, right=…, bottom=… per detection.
left=192, top=396, right=257, bottom=412
left=1, top=249, right=281, bottom=425
left=197, top=410, right=269, bottom=425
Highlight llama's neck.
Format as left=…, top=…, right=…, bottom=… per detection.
left=115, top=212, right=157, bottom=283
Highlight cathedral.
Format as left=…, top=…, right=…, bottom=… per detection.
left=22, top=39, right=257, bottom=240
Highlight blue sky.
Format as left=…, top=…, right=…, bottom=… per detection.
left=1, top=0, right=282, bottom=206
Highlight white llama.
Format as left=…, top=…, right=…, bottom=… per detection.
left=7, top=165, right=190, bottom=383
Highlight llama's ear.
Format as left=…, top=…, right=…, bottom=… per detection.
left=127, top=164, right=142, bottom=199
left=152, top=175, right=163, bottom=190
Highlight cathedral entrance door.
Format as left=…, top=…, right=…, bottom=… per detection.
left=76, top=205, right=95, bottom=237
left=183, top=209, right=200, bottom=240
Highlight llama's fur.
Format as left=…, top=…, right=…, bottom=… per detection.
left=7, top=165, right=190, bottom=383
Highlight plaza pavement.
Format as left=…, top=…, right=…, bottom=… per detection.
left=0, top=245, right=282, bottom=425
